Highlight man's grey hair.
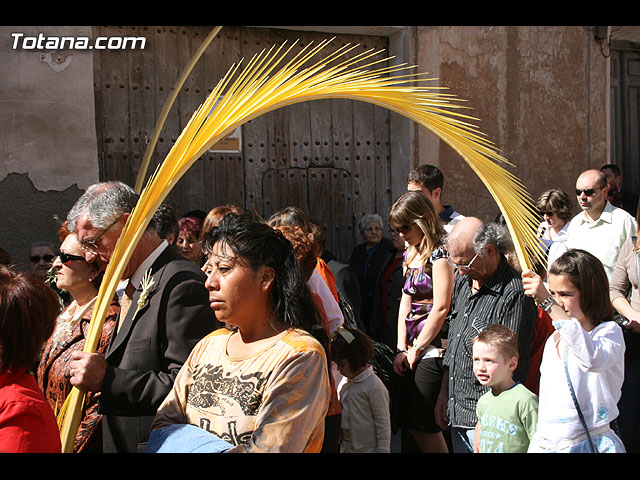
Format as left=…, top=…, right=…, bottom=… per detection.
left=359, top=213, right=384, bottom=234
left=472, top=222, right=513, bottom=256
left=67, top=181, right=153, bottom=232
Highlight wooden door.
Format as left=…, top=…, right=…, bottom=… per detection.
left=93, top=26, right=391, bottom=262
left=611, top=46, right=640, bottom=197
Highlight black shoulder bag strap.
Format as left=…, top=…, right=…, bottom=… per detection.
left=564, top=345, right=597, bottom=453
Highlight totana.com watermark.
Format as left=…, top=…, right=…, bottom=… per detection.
left=11, top=32, right=146, bottom=50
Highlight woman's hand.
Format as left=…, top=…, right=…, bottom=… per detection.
left=393, top=351, right=410, bottom=376
left=406, top=346, right=421, bottom=369
left=626, top=318, right=640, bottom=334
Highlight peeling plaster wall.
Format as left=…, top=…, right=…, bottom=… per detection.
left=0, top=26, right=98, bottom=269
left=415, top=26, right=609, bottom=222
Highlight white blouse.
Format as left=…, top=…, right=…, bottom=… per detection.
left=532, top=318, right=625, bottom=448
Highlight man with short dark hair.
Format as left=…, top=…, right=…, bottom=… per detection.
left=601, top=163, right=639, bottom=216
left=567, top=169, right=637, bottom=280
left=66, top=181, right=218, bottom=453
left=407, top=164, right=464, bottom=232
left=434, top=217, right=537, bottom=453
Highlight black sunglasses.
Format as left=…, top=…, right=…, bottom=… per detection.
left=57, top=251, right=86, bottom=265
left=575, top=187, right=602, bottom=197
left=390, top=224, right=413, bottom=235
left=30, top=254, right=55, bottom=263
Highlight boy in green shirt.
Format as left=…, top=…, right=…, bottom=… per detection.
left=472, top=325, right=539, bottom=453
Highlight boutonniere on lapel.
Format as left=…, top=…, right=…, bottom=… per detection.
left=132, top=269, right=156, bottom=318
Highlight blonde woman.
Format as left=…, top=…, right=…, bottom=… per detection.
left=389, top=190, right=455, bottom=453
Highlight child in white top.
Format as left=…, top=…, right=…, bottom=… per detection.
left=332, top=327, right=391, bottom=453
left=522, top=249, right=626, bottom=453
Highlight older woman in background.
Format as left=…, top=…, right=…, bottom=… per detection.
left=350, top=213, right=394, bottom=335
left=37, top=222, right=119, bottom=453
left=610, top=203, right=640, bottom=452
left=536, top=189, right=572, bottom=276
left=0, top=265, right=61, bottom=453
left=176, top=216, right=205, bottom=265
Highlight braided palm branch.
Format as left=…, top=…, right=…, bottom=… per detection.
left=59, top=37, right=542, bottom=452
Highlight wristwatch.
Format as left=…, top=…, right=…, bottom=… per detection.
left=536, top=294, right=554, bottom=312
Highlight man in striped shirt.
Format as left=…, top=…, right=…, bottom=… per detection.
left=435, top=217, right=537, bottom=453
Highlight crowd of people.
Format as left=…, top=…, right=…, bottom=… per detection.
left=0, top=161, right=639, bottom=454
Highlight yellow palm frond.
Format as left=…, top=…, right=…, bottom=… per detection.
left=58, top=37, right=542, bottom=452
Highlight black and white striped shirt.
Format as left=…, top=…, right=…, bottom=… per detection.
left=442, top=257, right=537, bottom=428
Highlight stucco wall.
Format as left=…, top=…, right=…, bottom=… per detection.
left=0, top=25, right=612, bottom=271
left=414, top=26, right=609, bottom=222
left=0, top=26, right=99, bottom=270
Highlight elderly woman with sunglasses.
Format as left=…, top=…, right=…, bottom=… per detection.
left=389, top=191, right=455, bottom=453
left=36, top=222, right=119, bottom=453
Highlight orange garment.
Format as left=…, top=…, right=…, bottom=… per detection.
left=311, top=291, right=342, bottom=417
left=316, top=257, right=339, bottom=304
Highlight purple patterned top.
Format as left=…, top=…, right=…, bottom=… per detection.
left=402, top=245, right=448, bottom=342
left=402, top=246, right=448, bottom=301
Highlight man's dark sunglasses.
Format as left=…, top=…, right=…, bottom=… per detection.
left=575, top=187, right=602, bottom=197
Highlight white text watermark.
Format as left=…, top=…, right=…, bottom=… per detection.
left=11, top=32, right=146, bottom=50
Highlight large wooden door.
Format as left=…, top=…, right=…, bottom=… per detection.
left=611, top=46, right=640, bottom=197
left=93, top=26, right=391, bottom=261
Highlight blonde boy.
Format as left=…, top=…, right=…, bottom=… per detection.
left=472, top=325, right=538, bottom=453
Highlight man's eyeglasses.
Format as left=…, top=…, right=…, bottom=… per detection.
left=30, top=254, right=55, bottom=264
left=57, top=251, right=86, bottom=265
left=575, top=187, right=603, bottom=197
left=80, top=217, right=119, bottom=252
left=447, top=252, right=480, bottom=272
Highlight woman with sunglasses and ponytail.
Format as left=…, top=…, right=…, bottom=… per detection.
left=389, top=190, right=455, bottom=453
left=36, top=222, right=119, bottom=453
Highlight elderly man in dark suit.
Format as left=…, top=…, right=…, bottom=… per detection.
left=66, top=181, right=219, bottom=453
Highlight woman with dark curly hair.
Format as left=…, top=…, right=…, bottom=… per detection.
left=149, top=215, right=331, bottom=453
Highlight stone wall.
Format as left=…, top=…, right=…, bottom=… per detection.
left=0, top=25, right=613, bottom=270
left=414, top=26, right=609, bottom=222
left=0, top=26, right=99, bottom=270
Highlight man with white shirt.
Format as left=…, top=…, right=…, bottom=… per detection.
left=407, top=164, right=464, bottom=233
left=566, top=169, right=637, bottom=280
left=65, top=181, right=218, bottom=452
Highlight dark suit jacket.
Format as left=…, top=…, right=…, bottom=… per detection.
left=99, top=245, right=219, bottom=453
left=349, top=237, right=394, bottom=331
left=370, top=246, right=404, bottom=350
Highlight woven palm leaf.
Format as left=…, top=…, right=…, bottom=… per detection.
left=58, top=37, right=543, bottom=452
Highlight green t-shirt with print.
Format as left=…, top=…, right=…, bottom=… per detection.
left=476, top=382, right=538, bottom=453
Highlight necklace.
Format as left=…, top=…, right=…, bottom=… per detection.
left=50, top=297, right=96, bottom=349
